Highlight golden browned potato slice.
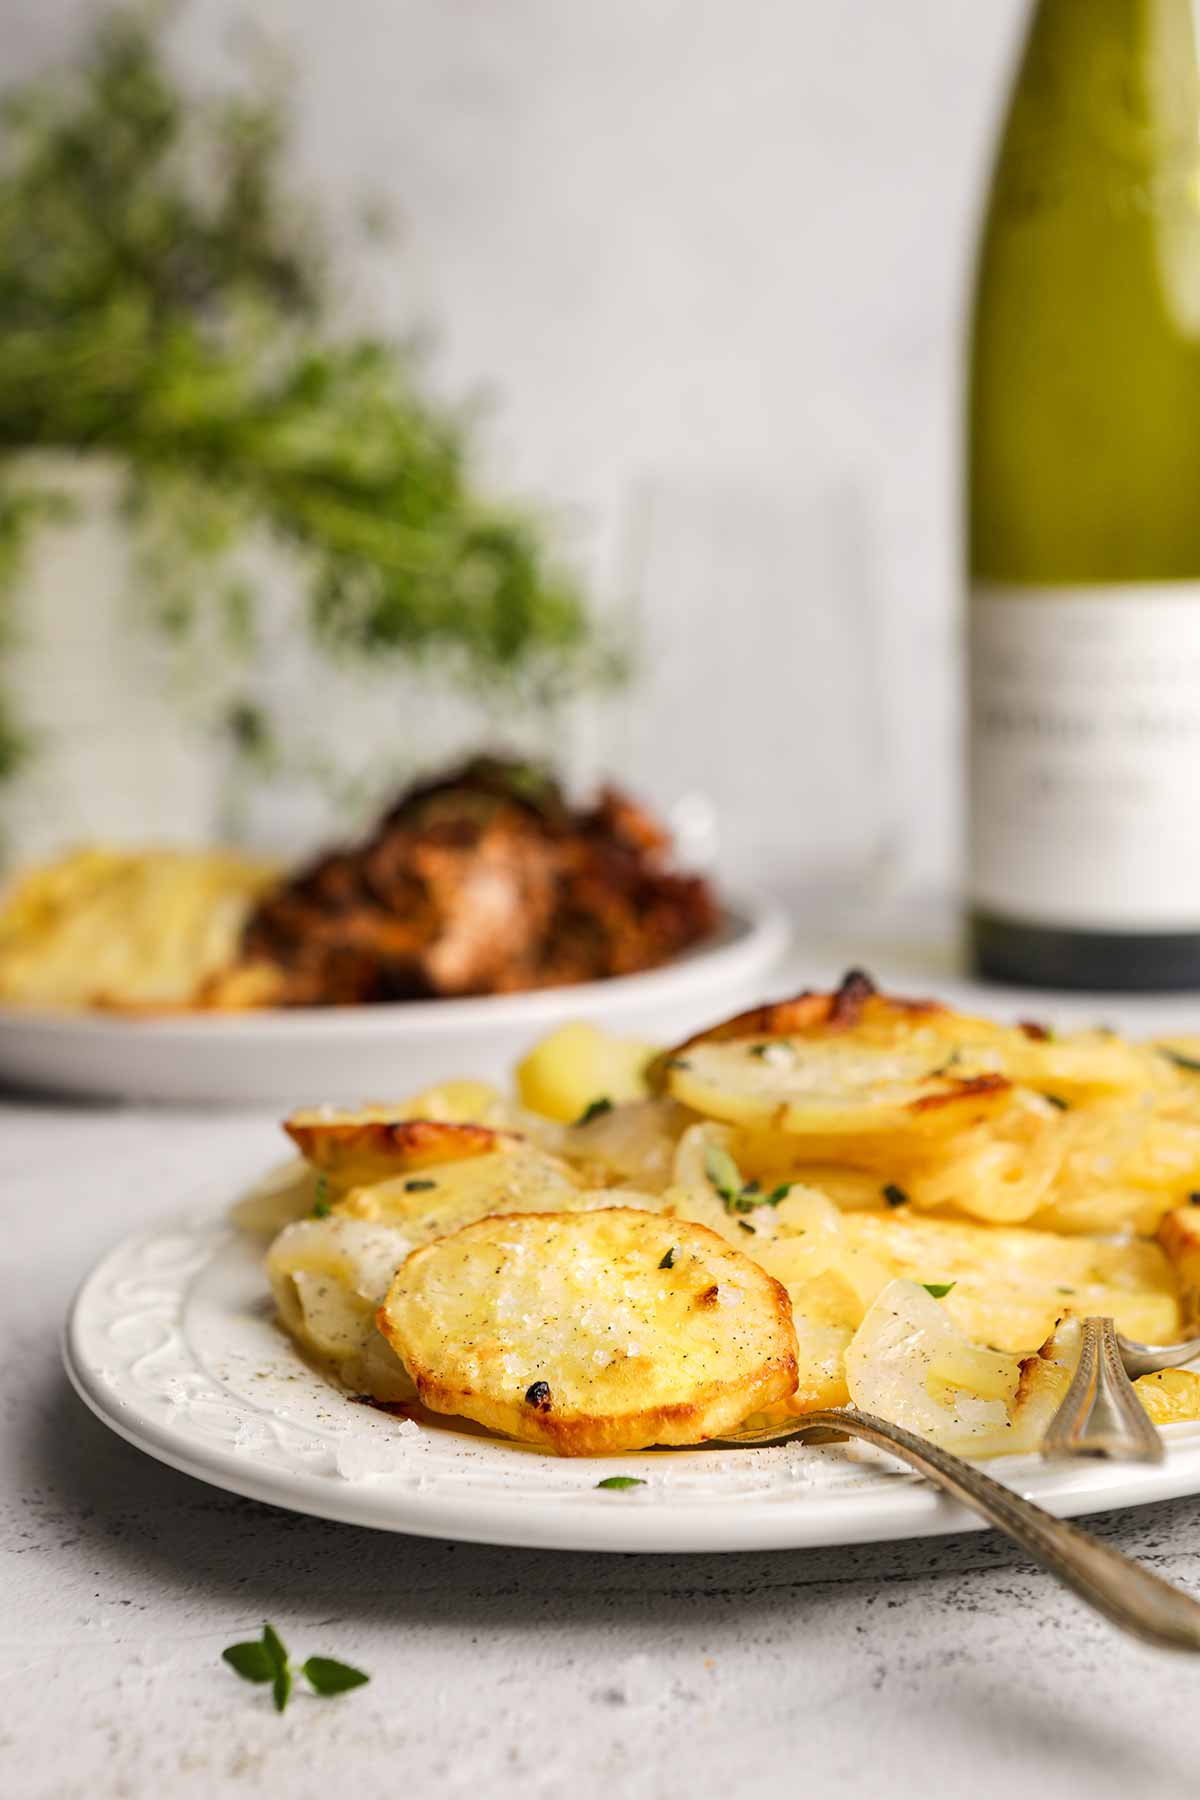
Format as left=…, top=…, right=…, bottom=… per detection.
left=284, top=1111, right=509, bottom=1187
left=378, top=1208, right=798, bottom=1454
left=656, top=970, right=1157, bottom=1115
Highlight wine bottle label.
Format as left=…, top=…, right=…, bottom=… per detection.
left=969, top=582, right=1200, bottom=930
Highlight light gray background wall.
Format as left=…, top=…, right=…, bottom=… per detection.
left=7, top=1, right=1031, bottom=894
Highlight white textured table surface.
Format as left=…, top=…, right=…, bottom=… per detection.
left=5, top=1096, right=1200, bottom=1800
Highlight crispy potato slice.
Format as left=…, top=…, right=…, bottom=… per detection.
left=656, top=970, right=938, bottom=1061
left=378, top=1208, right=798, bottom=1454
left=266, top=1215, right=417, bottom=1401
left=656, top=970, right=1157, bottom=1111
left=284, top=1111, right=509, bottom=1187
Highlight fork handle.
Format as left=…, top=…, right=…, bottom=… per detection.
left=800, top=1407, right=1200, bottom=1653
left=1042, top=1316, right=1164, bottom=1464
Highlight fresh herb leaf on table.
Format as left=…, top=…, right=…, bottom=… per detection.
left=223, top=1623, right=369, bottom=1712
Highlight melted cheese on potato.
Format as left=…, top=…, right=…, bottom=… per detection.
left=378, top=1208, right=798, bottom=1454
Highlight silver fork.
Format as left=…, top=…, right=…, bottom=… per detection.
left=1041, top=1317, right=1200, bottom=1464
left=709, top=1405, right=1200, bottom=1652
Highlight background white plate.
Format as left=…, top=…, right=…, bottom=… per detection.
left=64, top=1205, right=1200, bottom=1554
left=0, top=893, right=786, bottom=1105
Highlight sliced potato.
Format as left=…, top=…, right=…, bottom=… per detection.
left=654, top=970, right=935, bottom=1061
left=284, top=1111, right=509, bottom=1187
left=1135, top=1368, right=1200, bottom=1425
left=266, top=1214, right=417, bottom=1400
left=665, top=1035, right=1011, bottom=1140
left=841, top=1210, right=1181, bottom=1353
left=1159, top=1205, right=1200, bottom=1330
left=657, top=972, right=1157, bottom=1140
left=385, top=1079, right=510, bottom=1125
left=334, top=1141, right=588, bottom=1238
left=516, top=1020, right=656, bottom=1123
left=663, top=970, right=1162, bottom=1098
left=378, top=1207, right=799, bottom=1454
left=753, top=1270, right=862, bottom=1415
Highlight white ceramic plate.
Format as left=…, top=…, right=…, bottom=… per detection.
left=64, top=1204, right=1200, bottom=1554
left=0, top=894, right=786, bottom=1105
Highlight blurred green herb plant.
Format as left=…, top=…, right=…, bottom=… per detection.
left=0, top=6, right=612, bottom=785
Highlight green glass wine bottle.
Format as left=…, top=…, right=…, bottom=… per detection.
left=967, top=0, right=1200, bottom=988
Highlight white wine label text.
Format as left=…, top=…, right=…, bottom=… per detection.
left=969, top=583, right=1200, bottom=930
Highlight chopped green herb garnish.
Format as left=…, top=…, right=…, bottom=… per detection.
left=262, top=1625, right=288, bottom=1673
left=596, top=1476, right=646, bottom=1491
left=403, top=1177, right=437, bottom=1192
left=748, top=1043, right=772, bottom=1059
left=663, top=1057, right=691, bottom=1071
left=703, top=1144, right=793, bottom=1215
left=1056, top=1286, right=1076, bottom=1295
left=737, top=1219, right=756, bottom=1234
left=658, top=1247, right=676, bottom=1270
left=1162, top=1048, right=1200, bottom=1074
left=921, top=1281, right=956, bottom=1299
left=1042, top=1093, right=1070, bottom=1111
left=928, top=1050, right=961, bottom=1078
left=576, top=1096, right=614, bottom=1126
left=302, top=1658, right=371, bottom=1697
left=704, top=1145, right=744, bottom=1204
left=222, top=1641, right=275, bottom=1684
left=222, top=1624, right=369, bottom=1713
left=312, top=1198, right=332, bottom=1218
left=882, top=1183, right=909, bottom=1208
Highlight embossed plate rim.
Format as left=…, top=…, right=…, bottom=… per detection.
left=63, top=1207, right=1200, bottom=1554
